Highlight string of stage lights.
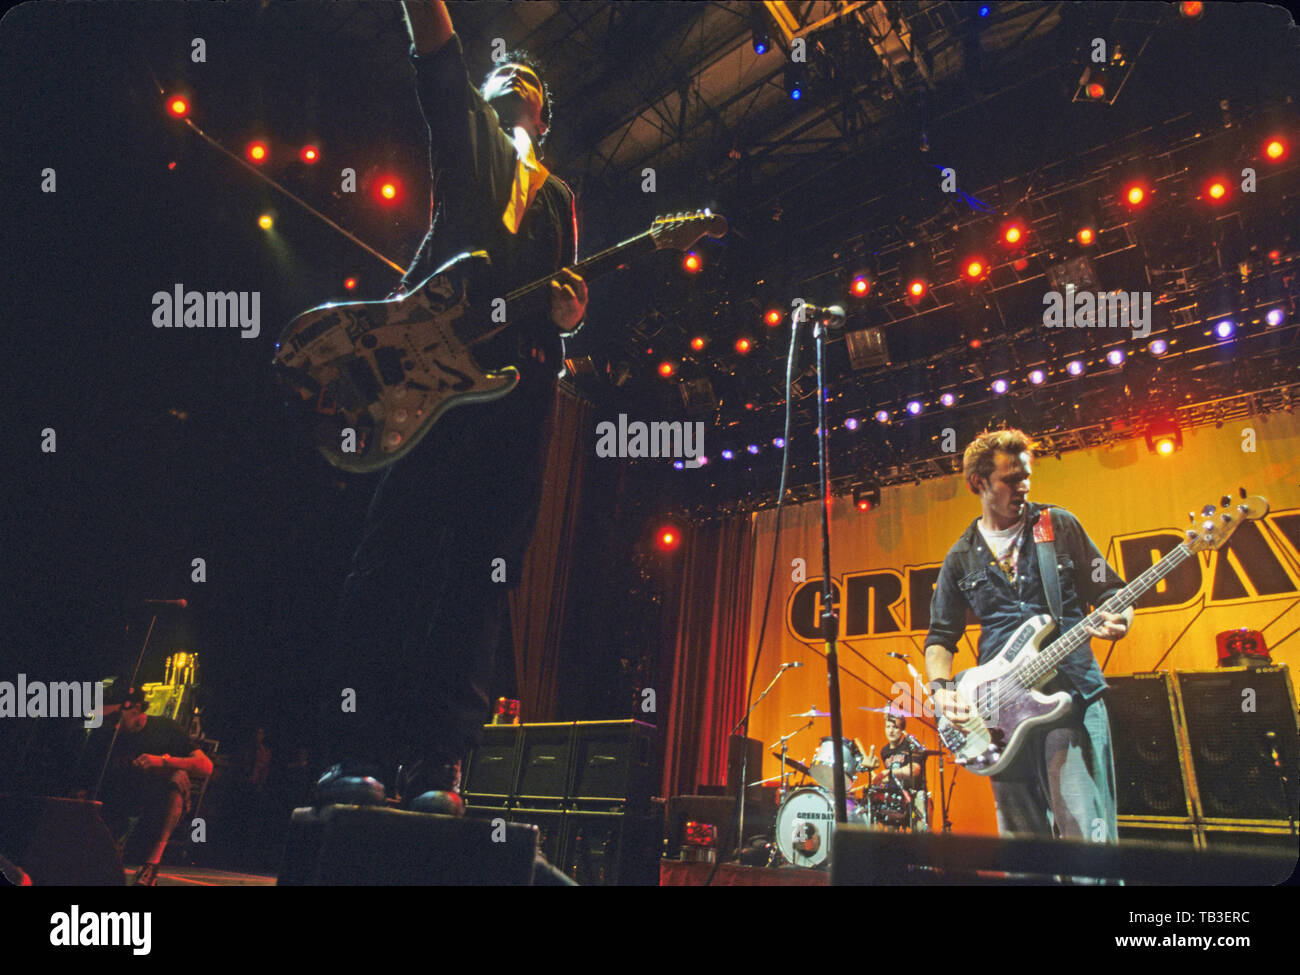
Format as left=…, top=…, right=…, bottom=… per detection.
left=149, top=66, right=407, bottom=281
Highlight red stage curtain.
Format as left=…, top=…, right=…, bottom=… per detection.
left=508, top=384, right=592, bottom=723
left=660, top=514, right=756, bottom=797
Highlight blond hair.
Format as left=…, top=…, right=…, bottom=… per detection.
left=962, top=428, right=1038, bottom=493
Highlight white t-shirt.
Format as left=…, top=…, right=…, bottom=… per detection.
left=978, top=515, right=1027, bottom=580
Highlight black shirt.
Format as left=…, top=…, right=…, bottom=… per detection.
left=924, top=502, right=1126, bottom=706
left=881, top=736, right=927, bottom=791
left=80, top=714, right=196, bottom=784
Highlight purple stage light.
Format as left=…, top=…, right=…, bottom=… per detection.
left=991, top=379, right=1008, bottom=394
left=845, top=417, right=859, bottom=431
left=1214, top=319, right=1235, bottom=339
left=875, top=410, right=889, bottom=423
left=906, top=400, right=923, bottom=415
left=1067, top=359, right=1085, bottom=376
left=1106, top=348, right=1125, bottom=366
left=1028, top=369, right=1045, bottom=385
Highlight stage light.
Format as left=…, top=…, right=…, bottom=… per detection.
left=658, top=527, right=682, bottom=551
left=258, top=214, right=273, bottom=230
left=735, top=337, right=752, bottom=354
left=764, top=308, right=783, bottom=326
left=751, top=10, right=770, bottom=54
left=1265, top=138, right=1287, bottom=161
left=691, top=336, right=706, bottom=350
left=344, top=277, right=357, bottom=290
left=875, top=410, right=889, bottom=424
left=673, top=460, right=685, bottom=470
left=1148, top=338, right=1168, bottom=356
left=697, top=456, right=708, bottom=465
left=1106, top=348, right=1126, bottom=366
left=785, top=62, right=807, bottom=101
left=1266, top=308, right=1285, bottom=327
left=1067, top=359, right=1085, bottom=376
left=1206, top=180, right=1227, bottom=202
left=1077, top=227, right=1095, bottom=245
left=1269, top=249, right=1282, bottom=262
left=940, top=392, right=956, bottom=407
left=1028, top=369, right=1045, bottom=385
left=683, top=252, right=702, bottom=273
left=246, top=141, right=269, bottom=163
left=850, top=275, right=872, bottom=297
left=659, top=361, right=675, bottom=377
left=1214, top=318, right=1235, bottom=339
left=906, top=400, right=923, bottom=415
left=1179, top=1, right=1203, bottom=19
left=907, top=279, right=927, bottom=299
left=167, top=95, right=189, bottom=118
left=381, top=182, right=397, bottom=199
left=1124, top=184, right=1147, bottom=207
left=1145, top=420, right=1183, bottom=456
left=991, top=379, right=1008, bottom=395
left=773, top=437, right=786, bottom=448
left=969, top=338, right=982, bottom=349
left=853, top=485, right=881, bottom=512
left=845, top=417, right=859, bottom=431
left=1002, top=224, right=1023, bottom=245
left=964, top=259, right=987, bottom=281
left=1085, top=81, right=1106, bottom=100
left=300, top=145, right=319, bottom=163
left=721, top=449, right=734, bottom=460
left=978, top=5, right=991, bottom=17
left=747, top=444, right=760, bottom=455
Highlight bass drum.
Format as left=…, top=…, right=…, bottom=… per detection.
left=774, top=787, right=862, bottom=868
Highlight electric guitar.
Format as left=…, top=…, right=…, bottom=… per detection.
left=936, top=491, right=1270, bottom=775
left=273, top=210, right=727, bottom=473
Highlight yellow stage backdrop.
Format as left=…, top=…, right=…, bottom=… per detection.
left=745, top=413, right=1300, bottom=835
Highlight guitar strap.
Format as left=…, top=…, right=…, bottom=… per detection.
left=1033, top=506, right=1064, bottom=622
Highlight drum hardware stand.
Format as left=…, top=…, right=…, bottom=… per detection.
left=894, top=651, right=956, bottom=833
left=770, top=720, right=812, bottom=804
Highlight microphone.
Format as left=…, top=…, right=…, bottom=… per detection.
left=781, top=661, right=804, bottom=669
left=143, top=599, right=188, bottom=608
left=796, top=303, right=846, bottom=326
left=885, top=651, right=910, bottom=660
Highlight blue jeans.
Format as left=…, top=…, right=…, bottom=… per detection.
left=990, top=693, right=1118, bottom=844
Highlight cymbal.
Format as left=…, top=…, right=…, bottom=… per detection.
left=790, top=708, right=830, bottom=717
left=772, top=754, right=813, bottom=778
left=859, top=706, right=916, bottom=716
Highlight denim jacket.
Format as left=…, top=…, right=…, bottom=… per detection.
left=924, top=502, right=1126, bottom=706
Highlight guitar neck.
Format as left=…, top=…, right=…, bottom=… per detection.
left=1027, top=541, right=1195, bottom=677
left=504, top=229, right=659, bottom=307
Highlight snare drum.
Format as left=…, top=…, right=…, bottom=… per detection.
left=809, top=736, right=866, bottom=792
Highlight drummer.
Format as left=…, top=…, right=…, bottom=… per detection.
left=872, top=712, right=925, bottom=792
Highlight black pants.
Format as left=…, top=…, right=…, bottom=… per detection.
left=321, top=377, right=552, bottom=777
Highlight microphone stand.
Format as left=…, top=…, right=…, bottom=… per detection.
left=91, top=610, right=161, bottom=803
left=804, top=300, right=848, bottom=825
left=728, top=664, right=801, bottom=861
left=896, top=655, right=955, bottom=832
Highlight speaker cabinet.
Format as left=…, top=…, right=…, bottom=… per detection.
left=570, top=720, right=655, bottom=806
left=515, top=723, right=574, bottom=802
left=461, top=725, right=520, bottom=800
left=1106, top=673, right=1194, bottom=818
left=1174, top=665, right=1299, bottom=823
left=0, top=795, right=124, bottom=886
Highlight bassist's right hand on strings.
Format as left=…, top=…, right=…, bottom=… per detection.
left=934, top=687, right=978, bottom=729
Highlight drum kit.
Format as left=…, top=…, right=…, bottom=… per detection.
left=755, top=706, right=942, bottom=869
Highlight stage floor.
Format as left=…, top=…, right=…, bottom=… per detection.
left=127, top=864, right=277, bottom=887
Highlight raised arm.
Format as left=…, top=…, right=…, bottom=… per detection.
left=402, top=0, right=453, bottom=55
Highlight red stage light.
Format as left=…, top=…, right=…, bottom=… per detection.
left=167, top=96, right=189, bottom=118
left=1125, top=184, right=1146, bottom=206
left=907, top=279, right=926, bottom=298
left=683, top=252, right=702, bottom=273
left=657, top=528, right=681, bottom=551
left=1265, top=138, right=1287, bottom=161
left=246, top=141, right=268, bottom=163
left=344, top=277, right=357, bottom=290
left=1077, top=227, right=1095, bottom=245
left=690, top=336, right=706, bottom=351
left=300, top=145, right=319, bottom=163
left=964, top=259, right=986, bottom=280
left=856, top=498, right=872, bottom=512
left=1179, top=1, right=1203, bottom=18
left=735, top=337, right=752, bottom=354
left=1012, top=257, right=1029, bottom=271
left=1002, top=224, right=1023, bottom=246
left=969, top=338, right=982, bottom=349
left=658, top=361, right=675, bottom=377
left=381, top=183, right=397, bottom=199
left=764, top=308, right=783, bottom=326
left=850, top=275, right=871, bottom=297
left=1269, top=249, right=1281, bottom=262
left=1207, top=180, right=1227, bottom=202
left=1085, top=82, right=1105, bottom=100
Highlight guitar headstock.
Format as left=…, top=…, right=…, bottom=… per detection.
left=650, top=209, right=728, bottom=252
left=1185, top=488, right=1270, bottom=553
